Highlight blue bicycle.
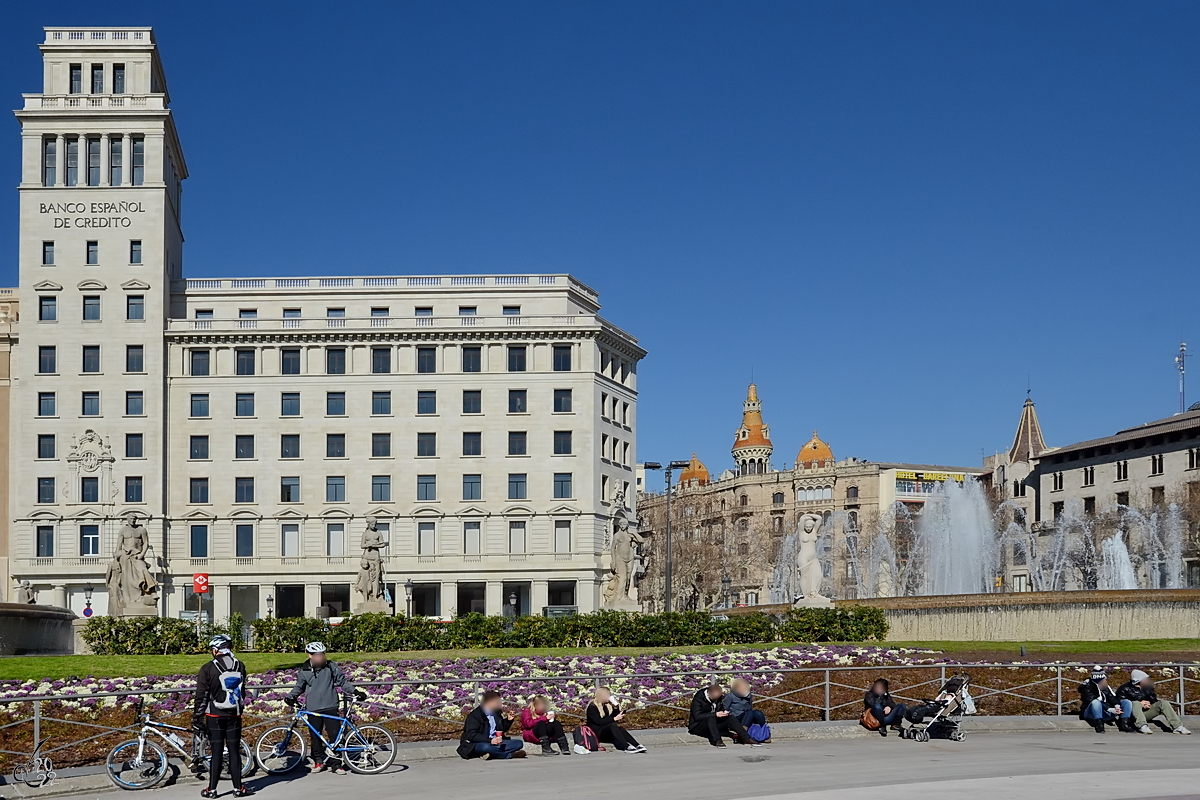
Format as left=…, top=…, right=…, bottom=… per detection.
left=255, top=700, right=395, bottom=775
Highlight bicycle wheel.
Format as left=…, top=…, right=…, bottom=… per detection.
left=342, top=725, right=395, bottom=775
left=255, top=726, right=306, bottom=774
left=106, top=739, right=169, bottom=790
left=200, top=737, right=257, bottom=779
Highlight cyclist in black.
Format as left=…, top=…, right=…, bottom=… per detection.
left=285, top=641, right=366, bottom=774
left=193, top=635, right=253, bottom=798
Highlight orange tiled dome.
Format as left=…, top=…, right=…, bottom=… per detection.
left=732, top=383, right=773, bottom=451
left=678, top=452, right=710, bottom=486
left=796, top=430, right=834, bottom=468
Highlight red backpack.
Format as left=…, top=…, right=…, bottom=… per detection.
left=572, top=725, right=602, bottom=752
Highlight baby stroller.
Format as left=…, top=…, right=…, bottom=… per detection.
left=902, top=673, right=975, bottom=743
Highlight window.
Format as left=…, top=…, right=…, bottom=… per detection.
left=372, top=391, right=391, bottom=415
left=507, top=346, right=527, bottom=372
left=37, top=434, right=55, bottom=459
left=42, top=139, right=56, bottom=186
left=1116, top=491, right=1130, bottom=507
left=327, top=307, right=345, bottom=319
left=190, top=349, right=210, bottom=376
left=1152, top=485, right=1166, bottom=506
left=91, top=64, right=104, bottom=93
left=417, top=347, right=436, bottom=374
left=418, top=522, right=435, bottom=554
left=371, top=348, right=391, bottom=374
left=126, top=294, right=144, bottom=320
left=326, top=476, right=346, bottom=502
left=82, top=345, right=101, bottom=373
left=372, top=475, right=392, bottom=502
left=463, top=390, right=482, bottom=414
left=326, top=392, right=345, bottom=415
left=1052, top=501, right=1064, bottom=520
left=773, top=492, right=785, bottom=505
left=86, top=137, right=101, bottom=186
left=36, top=526, right=54, bottom=558
left=327, top=433, right=346, bottom=458
left=39, top=296, right=56, bottom=321
left=235, top=435, right=255, bottom=459
left=70, top=63, right=82, bottom=93
left=281, top=522, right=300, bottom=555
left=190, top=525, right=208, bottom=558
left=552, top=520, right=572, bottom=554
left=509, top=521, right=526, bottom=553
left=86, top=239, right=99, bottom=263
left=110, top=135, right=122, bottom=185
left=80, top=525, right=100, bottom=557
left=508, top=473, right=527, bottom=500
left=1082, top=466, right=1095, bottom=487
left=416, top=391, right=437, bottom=415
left=125, top=390, right=143, bottom=415
left=463, top=432, right=482, bottom=456
left=235, top=349, right=255, bottom=375
left=38, top=392, right=56, bottom=417
left=464, top=521, right=482, bottom=554
left=235, top=524, right=254, bottom=558
left=326, top=523, right=345, bottom=556
left=280, top=348, right=301, bottom=375
left=190, top=435, right=210, bottom=460
left=126, top=345, right=144, bottom=373
left=37, top=477, right=55, bottom=504
left=238, top=308, right=257, bottom=321
left=42, top=241, right=54, bottom=265
left=414, top=306, right=433, bottom=318
left=66, top=137, right=79, bottom=186
left=508, top=431, right=527, bottom=455
left=326, top=348, right=346, bottom=374
left=129, top=240, right=142, bottom=264
left=554, top=431, right=572, bottom=455
left=81, top=391, right=100, bottom=416
left=281, top=392, right=300, bottom=416
left=417, top=432, right=437, bottom=457
left=509, top=389, right=527, bottom=413
left=553, top=345, right=571, bottom=371
left=417, top=474, right=437, bottom=501
left=503, top=305, right=521, bottom=316
left=1051, top=472, right=1064, bottom=492
left=38, top=346, right=56, bottom=374
left=280, top=476, right=300, bottom=503
left=113, top=63, right=125, bottom=93
left=235, top=477, right=255, bottom=503
left=190, top=393, right=209, bottom=417
left=463, top=474, right=482, bottom=500
left=372, top=433, right=391, bottom=457
left=1083, top=496, right=1096, bottom=515
left=1191, top=448, right=1199, bottom=471
left=1116, top=460, right=1129, bottom=481
left=1151, top=454, right=1165, bottom=476
left=80, top=476, right=99, bottom=503
left=554, top=473, right=572, bottom=499
left=280, top=434, right=301, bottom=459
left=462, top=346, right=482, bottom=372
left=554, top=389, right=572, bottom=413
left=131, top=136, right=144, bottom=185
left=126, top=433, right=143, bottom=458
left=371, top=306, right=389, bottom=318
left=235, top=393, right=255, bottom=416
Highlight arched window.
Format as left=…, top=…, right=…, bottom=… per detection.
left=721, top=498, right=727, bottom=511
left=773, top=516, right=782, bottom=532
left=736, top=518, right=748, bottom=532
left=846, top=485, right=859, bottom=500
left=738, top=542, right=749, bottom=556
left=740, top=495, right=748, bottom=507
left=739, top=568, right=748, bottom=580
left=772, top=492, right=784, bottom=505
left=822, top=486, right=832, bottom=500
left=848, top=510, right=858, bottom=532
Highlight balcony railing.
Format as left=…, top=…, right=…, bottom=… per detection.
left=25, top=94, right=161, bottom=111
left=166, top=314, right=590, bottom=333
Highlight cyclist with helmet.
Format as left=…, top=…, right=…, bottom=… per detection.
left=285, top=642, right=365, bottom=774
left=193, top=635, right=253, bottom=797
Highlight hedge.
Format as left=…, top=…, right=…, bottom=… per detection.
left=80, top=607, right=887, bottom=656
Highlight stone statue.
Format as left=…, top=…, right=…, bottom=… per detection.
left=354, top=517, right=390, bottom=613
left=13, top=579, right=36, bottom=605
left=794, top=513, right=832, bottom=607
left=106, top=515, right=159, bottom=616
left=604, top=512, right=645, bottom=610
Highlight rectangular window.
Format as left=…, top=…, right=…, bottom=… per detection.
left=37, top=477, right=55, bottom=504
left=372, top=475, right=391, bottom=502
left=80, top=524, right=100, bottom=557
left=126, top=432, right=143, bottom=458
left=66, top=137, right=78, bottom=186
left=129, top=240, right=142, bottom=264
left=39, top=296, right=56, bottom=321
left=235, top=349, right=255, bottom=375
left=503, top=305, right=521, bottom=316
left=463, top=390, right=482, bottom=414
left=82, top=295, right=100, bottom=320
left=417, top=390, right=437, bottom=415
left=190, top=393, right=209, bottom=417
left=554, top=430, right=572, bottom=455
left=554, top=472, right=573, bottom=499
left=508, top=431, right=527, bottom=455
left=372, top=391, right=391, bottom=415
left=109, top=135, right=122, bottom=185
left=235, top=477, right=255, bottom=503
left=281, top=522, right=300, bottom=555
left=82, top=345, right=101, bottom=373
left=126, top=345, right=144, bottom=373
left=125, top=390, right=143, bottom=415
left=38, top=346, right=56, bottom=374
left=326, top=523, right=345, bottom=556
left=280, top=434, right=301, bottom=459
left=508, top=473, right=527, bottom=500
left=417, top=432, right=437, bottom=457
left=463, top=474, right=482, bottom=500
left=42, top=241, right=54, bottom=265
left=326, top=391, right=346, bottom=415
left=87, top=137, right=100, bottom=186
left=418, top=522, right=436, bottom=554
left=509, top=521, right=526, bottom=554
left=37, top=434, right=55, bottom=459
left=462, top=432, right=482, bottom=456
left=81, top=476, right=99, bottom=503
left=91, top=64, right=104, bottom=93
left=553, top=345, right=571, bottom=371
left=554, top=520, right=571, bottom=553
left=36, top=526, right=54, bottom=558
left=507, top=346, right=527, bottom=372
left=280, top=476, right=300, bottom=503
left=280, top=348, right=301, bottom=375
left=326, top=433, right=346, bottom=458
left=371, top=306, right=389, bottom=317
left=510, top=390, right=529, bottom=414
left=417, top=474, right=437, bottom=501
left=372, top=433, right=391, bottom=457
left=235, top=393, right=255, bottom=416
left=126, top=294, right=144, bottom=320
left=235, top=435, right=255, bottom=459
left=113, top=63, right=125, bottom=93
left=70, top=64, right=82, bottom=94
left=462, top=346, right=482, bottom=372
left=235, top=524, right=254, bottom=558
left=81, top=391, right=100, bottom=416
left=190, top=525, right=208, bottom=558
left=190, top=349, right=210, bottom=376
left=326, top=348, right=346, bottom=374
left=417, top=346, right=436, bottom=373
left=190, top=478, right=209, bottom=504
left=125, top=476, right=143, bottom=503
left=38, top=392, right=56, bottom=417
left=131, top=137, right=144, bottom=185
left=42, top=138, right=56, bottom=186
left=326, top=476, right=346, bottom=502
left=371, top=348, right=391, bottom=374
left=554, top=389, right=572, bottom=413
left=190, top=435, right=209, bottom=460
left=464, top=521, right=482, bottom=554
left=326, top=307, right=345, bottom=318
left=86, top=239, right=99, bottom=264
left=281, top=392, right=300, bottom=416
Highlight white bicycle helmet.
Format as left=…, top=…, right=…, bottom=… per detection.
left=208, top=634, right=232, bottom=650
left=304, top=641, right=327, bottom=654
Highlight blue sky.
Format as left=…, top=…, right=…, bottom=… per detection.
left=2, top=1, right=1198, bottom=487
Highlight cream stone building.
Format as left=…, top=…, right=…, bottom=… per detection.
left=10, top=27, right=644, bottom=620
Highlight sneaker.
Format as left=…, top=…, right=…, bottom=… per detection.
left=332, top=764, right=348, bottom=775
left=1175, top=726, right=1192, bottom=735
left=311, top=762, right=325, bottom=773
left=632, top=745, right=647, bottom=753
left=234, top=788, right=255, bottom=798
left=573, top=744, right=590, bottom=754
left=511, top=749, right=527, bottom=759
left=712, top=741, right=727, bottom=748
left=1138, top=724, right=1154, bottom=734
left=541, top=744, right=557, bottom=755
left=748, top=742, right=765, bottom=748
left=200, top=791, right=218, bottom=799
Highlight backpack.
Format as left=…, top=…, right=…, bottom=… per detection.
left=210, top=656, right=244, bottom=712
left=572, top=725, right=600, bottom=752
left=747, top=722, right=771, bottom=742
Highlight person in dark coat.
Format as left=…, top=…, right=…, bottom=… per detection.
left=1117, top=669, right=1191, bottom=735
left=1079, top=667, right=1133, bottom=733
left=585, top=687, right=645, bottom=752
left=864, top=678, right=908, bottom=737
left=688, top=685, right=760, bottom=747
left=457, top=691, right=526, bottom=760
left=193, top=635, right=254, bottom=798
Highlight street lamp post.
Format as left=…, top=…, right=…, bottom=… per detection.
left=83, top=584, right=93, bottom=617
left=265, top=593, right=274, bottom=619
left=404, top=579, right=414, bottom=618
left=643, top=460, right=691, bottom=613
left=721, top=573, right=732, bottom=610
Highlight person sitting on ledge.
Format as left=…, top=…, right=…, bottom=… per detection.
left=688, top=684, right=761, bottom=747
left=864, top=677, right=907, bottom=737
left=521, top=695, right=572, bottom=755
left=1078, top=668, right=1133, bottom=733
left=1117, top=669, right=1191, bottom=735
left=723, top=678, right=768, bottom=733
left=457, top=690, right=526, bottom=760
left=585, top=687, right=646, bottom=753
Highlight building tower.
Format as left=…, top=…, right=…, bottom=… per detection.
left=1009, top=397, right=1047, bottom=465
left=13, top=28, right=185, bottom=612
left=731, top=383, right=772, bottom=475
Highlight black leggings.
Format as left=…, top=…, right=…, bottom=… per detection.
left=532, top=719, right=566, bottom=742
left=594, top=722, right=641, bottom=750
left=205, top=716, right=243, bottom=791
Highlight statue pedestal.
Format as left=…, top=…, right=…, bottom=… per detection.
left=603, top=598, right=642, bottom=613
left=117, top=606, right=159, bottom=617
left=355, top=600, right=392, bottom=615
left=793, top=595, right=833, bottom=609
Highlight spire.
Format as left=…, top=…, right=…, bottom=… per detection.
left=732, top=383, right=773, bottom=475
left=1009, top=397, right=1047, bottom=463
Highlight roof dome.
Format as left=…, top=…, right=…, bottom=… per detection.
left=732, top=383, right=773, bottom=452
left=677, top=452, right=710, bottom=486
left=796, top=430, right=834, bottom=468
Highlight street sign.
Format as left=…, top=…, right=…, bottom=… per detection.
left=82, top=607, right=93, bottom=618
left=193, top=573, right=209, bottom=594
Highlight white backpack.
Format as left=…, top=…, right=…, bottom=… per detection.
left=211, top=656, right=245, bottom=712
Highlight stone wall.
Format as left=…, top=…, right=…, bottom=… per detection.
left=0, top=603, right=76, bottom=655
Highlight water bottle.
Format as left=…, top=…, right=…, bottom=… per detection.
left=165, top=731, right=186, bottom=748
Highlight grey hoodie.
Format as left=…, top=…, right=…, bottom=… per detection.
left=287, top=660, right=355, bottom=711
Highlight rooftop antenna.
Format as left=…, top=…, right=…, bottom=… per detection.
left=1026, top=373, right=1031, bottom=398
left=1177, top=342, right=1188, bottom=413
